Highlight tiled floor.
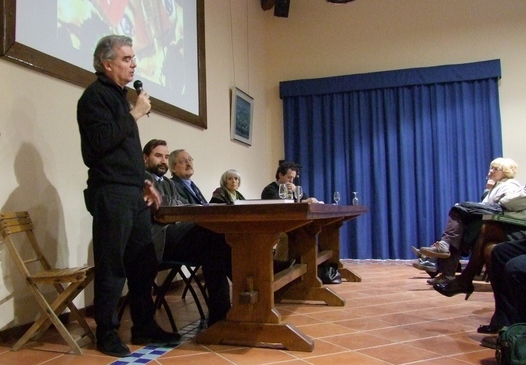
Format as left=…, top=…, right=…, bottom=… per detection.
left=0, top=260, right=499, bottom=365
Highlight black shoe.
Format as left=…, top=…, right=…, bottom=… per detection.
left=273, top=259, right=296, bottom=273
left=433, top=279, right=474, bottom=300
left=481, top=335, right=497, bottom=349
left=477, top=324, right=501, bottom=334
left=97, top=330, right=131, bottom=357
left=131, top=323, right=181, bottom=345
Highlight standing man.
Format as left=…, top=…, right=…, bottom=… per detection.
left=77, top=35, right=179, bottom=357
left=169, top=149, right=208, bottom=205
left=143, top=139, right=232, bottom=327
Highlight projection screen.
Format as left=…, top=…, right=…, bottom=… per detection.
left=0, top=0, right=207, bottom=128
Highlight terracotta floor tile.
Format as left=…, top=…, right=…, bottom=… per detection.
left=215, top=347, right=297, bottom=365
left=296, top=322, right=357, bottom=338
left=305, top=350, right=392, bottom=365
left=0, top=261, right=501, bottom=365
left=319, top=332, right=393, bottom=350
left=404, top=334, right=484, bottom=355
left=357, top=342, right=441, bottom=364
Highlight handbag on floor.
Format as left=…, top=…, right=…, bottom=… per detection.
left=318, top=263, right=342, bottom=284
left=496, top=323, right=526, bottom=365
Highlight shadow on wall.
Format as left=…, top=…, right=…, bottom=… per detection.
left=0, top=142, right=67, bottom=327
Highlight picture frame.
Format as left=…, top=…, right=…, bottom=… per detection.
left=0, top=0, right=207, bottom=129
left=230, top=87, right=254, bottom=146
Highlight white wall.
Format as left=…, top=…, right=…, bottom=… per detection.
left=0, top=0, right=271, bottom=329
left=263, top=0, right=526, bottom=182
left=1, top=0, right=525, bottom=330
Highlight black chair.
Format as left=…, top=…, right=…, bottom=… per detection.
left=118, top=262, right=208, bottom=331
left=180, top=265, right=208, bottom=305
left=154, top=262, right=208, bottom=329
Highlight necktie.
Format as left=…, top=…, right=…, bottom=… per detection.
left=190, top=181, right=206, bottom=204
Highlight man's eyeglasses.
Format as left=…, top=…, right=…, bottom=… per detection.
left=177, top=158, right=194, bottom=165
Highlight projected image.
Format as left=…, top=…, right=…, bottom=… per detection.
left=16, top=0, right=199, bottom=115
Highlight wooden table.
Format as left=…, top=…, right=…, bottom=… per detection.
left=155, top=203, right=367, bottom=352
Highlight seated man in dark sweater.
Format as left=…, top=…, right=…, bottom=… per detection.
left=143, top=139, right=232, bottom=327
left=261, top=162, right=318, bottom=204
left=261, top=162, right=318, bottom=269
left=480, top=239, right=526, bottom=349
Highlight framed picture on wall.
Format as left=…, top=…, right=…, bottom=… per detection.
left=0, top=0, right=207, bottom=128
left=230, top=87, right=254, bottom=146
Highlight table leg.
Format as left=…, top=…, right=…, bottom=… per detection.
left=319, top=220, right=362, bottom=282
left=196, top=321, right=314, bottom=352
left=280, top=224, right=346, bottom=306
left=195, top=231, right=315, bottom=352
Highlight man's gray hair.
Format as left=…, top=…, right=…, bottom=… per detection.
left=93, top=35, right=133, bottom=73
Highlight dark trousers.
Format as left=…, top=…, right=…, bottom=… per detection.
left=505, top=254, right=526, bottom=324
left=439, top=209, right=482, bottom=277
left=162, top=223, right=232, bottom=325
left=86, top=185, right=157, bottom=336
left=489, top=239, right=526, bottom=328
left=441, top=209, right=465, bottom=251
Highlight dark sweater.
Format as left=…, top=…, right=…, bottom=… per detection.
left=77, top=73, right=145, bottom=188
left=261, top=181, right=309, bottom=200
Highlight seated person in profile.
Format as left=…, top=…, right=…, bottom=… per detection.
left=143, top=139, right=232, bottom=327
left=479, top=241, right=526, bottom=349
left=210, top=169, right=246, bottom=204
left=261, top=162, right=318, bottom=204
left=261, top=161, right=318, bottom=271
left=433, top=186, right=526, bottom=309
left=418, top=157, right=522, bottom=285
left=168, top=149, right=208, bottom=205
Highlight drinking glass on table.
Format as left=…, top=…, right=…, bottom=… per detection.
left=352, top=192, right=359, bottom=206
left=295, top=186, right=303, bottom=203
left=279, top=184, right=288, bottom=199
left=333, top=191, right=340, bottom=205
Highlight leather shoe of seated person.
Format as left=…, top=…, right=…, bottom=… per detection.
left=481, top=335, right=497, bottom=349
left=477, top=324, right=501, bottom=334
left=131, top=322, right=181, bottom=345
left=273, top=259, right=296, bottom=273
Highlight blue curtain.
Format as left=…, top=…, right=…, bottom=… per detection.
left=280, top=60, right=503, bottom=259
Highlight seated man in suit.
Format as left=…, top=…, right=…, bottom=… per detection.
left=262, top=161, right=318, bottom=270
left=143, top=139, right=231, bottom=327
left=168, top=149, right=208, bottom=205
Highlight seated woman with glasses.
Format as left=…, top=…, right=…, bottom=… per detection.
left=417, top=158, right=523, bottom=287
left=209, top=169, right=246, bottom=204
left=434, top=186, right=526, bottom=335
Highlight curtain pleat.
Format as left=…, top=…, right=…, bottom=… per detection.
left=281, top=60, right=503, bottom=259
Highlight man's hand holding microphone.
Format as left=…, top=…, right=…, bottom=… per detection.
left=130, top=80, right=151, bottom=120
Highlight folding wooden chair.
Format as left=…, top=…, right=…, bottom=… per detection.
left=0, top=211, right=95, bottom=354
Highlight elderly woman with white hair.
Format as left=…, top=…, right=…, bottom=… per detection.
left=210, top=169, right=246, bottom=204
left=418, top=157, right=523, bottom=285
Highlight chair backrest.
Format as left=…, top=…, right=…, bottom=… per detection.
left=0, top=211, right=54, bottom=279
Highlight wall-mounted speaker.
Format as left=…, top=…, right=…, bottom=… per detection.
left=274, top=0, right=290, bottom=18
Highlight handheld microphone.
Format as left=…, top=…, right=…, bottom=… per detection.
left=133, top=80, right=143, bottom=94
left=133, top=80, right=150, bottom=117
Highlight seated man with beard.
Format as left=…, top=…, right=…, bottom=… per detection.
left=143, top=139, right=232, bottom=327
